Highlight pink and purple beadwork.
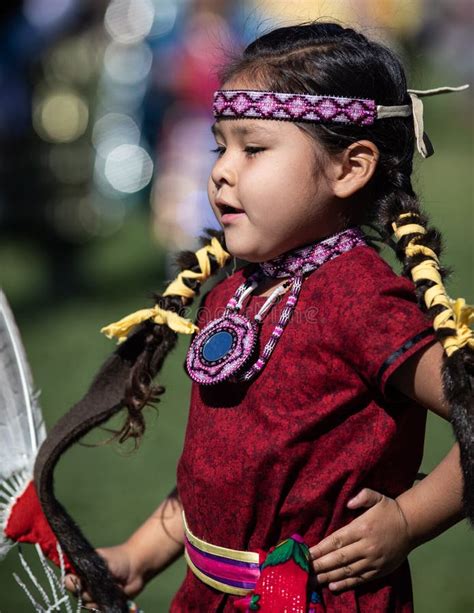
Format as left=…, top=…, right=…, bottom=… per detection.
left=213, top=90, right=377, bottom=126
left=186, top=312, right=258, bottom=385
left=260, top=227, right=366, bottom=277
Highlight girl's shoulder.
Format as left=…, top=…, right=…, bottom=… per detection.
left=309, top=243, right=417, bottom=297
left=322, top=242, right=400, bottom=276
left=312, top=244, right=435, bottom=394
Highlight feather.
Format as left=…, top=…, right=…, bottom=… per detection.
left=13, top=544, right=83, bottom=612
left=0, top=289, right=46, bottom=558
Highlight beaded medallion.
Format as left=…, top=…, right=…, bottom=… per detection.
left=186, top=227, right=367, bottom=385
left=189, top=312, right=259, bottom=384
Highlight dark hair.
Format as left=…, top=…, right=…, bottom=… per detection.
left=35, top=21, right=473, bottom=608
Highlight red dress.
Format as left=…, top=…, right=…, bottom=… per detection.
left=171, top=244, right=436, bottom=612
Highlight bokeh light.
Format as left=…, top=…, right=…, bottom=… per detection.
left=92, top=112, right=140, bottom=158
left=102, top=143, right=153, bottom=194
left=44, top=37, right=99, bottom=85
left=149, top=0, right=178, bottom=37
left=104, top=0, right=155, bottom=44
left=33, top=89, right=89, bottom=143
left=103, top=41, right=153, bottom=85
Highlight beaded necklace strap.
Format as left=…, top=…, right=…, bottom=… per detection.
left=259, top=227, right=366, bottom=278
left=240, top=273, right=303, bottom=382
left=237, top=228, right=366, bottom=382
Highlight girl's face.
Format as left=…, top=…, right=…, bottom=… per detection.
left=207, top=108, right=341, bottom=263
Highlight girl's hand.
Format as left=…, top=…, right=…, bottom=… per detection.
left=309, top=488, right=413, bottom=593
left=64, top=544, right=145, bottom=610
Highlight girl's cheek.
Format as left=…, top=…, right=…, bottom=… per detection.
left=207, top=177, right=216, bottom=204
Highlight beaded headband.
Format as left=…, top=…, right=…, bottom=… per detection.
left=213, top=85, right=469, bottom=158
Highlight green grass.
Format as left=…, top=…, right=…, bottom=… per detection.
left=0, top=95, right=473, bottom=611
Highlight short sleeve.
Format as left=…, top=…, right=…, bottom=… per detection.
left=332, top=250, right=436, bottom=396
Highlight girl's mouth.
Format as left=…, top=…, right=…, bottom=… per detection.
left=219, top=204, right=246, bottom=224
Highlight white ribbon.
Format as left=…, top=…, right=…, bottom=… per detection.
left=377, top=84, right=469, bottom=158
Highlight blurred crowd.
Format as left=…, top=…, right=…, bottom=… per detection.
left=0, top=0, right=472, bottom=295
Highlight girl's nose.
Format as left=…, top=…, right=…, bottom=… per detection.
left=210, top=155, right=236, bottom=188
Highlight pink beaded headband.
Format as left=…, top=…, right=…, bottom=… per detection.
left=212, top=86, right=469, bottom=158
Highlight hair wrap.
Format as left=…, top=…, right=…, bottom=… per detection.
left=391, top=223, right=427, bottom=238
left=101, top=236, right=231, bottom=343
left=392, top=214, right=474, bottom=357
left=405, top=243, right=439, bottom=262
left=163, top=237, right=231, bottom=301
left=101, top=306, right=199, bottom=344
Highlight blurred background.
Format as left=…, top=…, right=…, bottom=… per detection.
left=0, top=0, right=473, bottom=610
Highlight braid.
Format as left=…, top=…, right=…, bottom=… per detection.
left=33, top=229, right=231, bottom=608
left=374, top=163, right=447, bottom=304
left=375, top=166, right=474, bottom=524
left=104, top=229, right=232, bottom=446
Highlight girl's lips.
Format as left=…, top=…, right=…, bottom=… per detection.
left=221, top=211, right=246, bottom=224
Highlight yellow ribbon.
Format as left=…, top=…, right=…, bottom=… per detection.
left=392, top=214, right=439, bottom=261
left=405, top=243, right=439, bottom=263
left=101, top=236, right=231, bottom=343
left=163, top=237, right=231, bottom=302
left=101, top=306, right=199, bottom=344
left=392, top=215, right=474, bottom=357
left=443, top=298, right=474, bottom=356
left=391, top=222, right=427, bottom=239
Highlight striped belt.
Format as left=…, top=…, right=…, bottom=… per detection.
left=182, top=512, right=261, bottom=596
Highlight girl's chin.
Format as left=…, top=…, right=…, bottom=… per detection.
left=222, top=243, right=256, bottom=263
left=223, top=244, right=269, bottom=264
left=222, top=230, right=285, bottom=263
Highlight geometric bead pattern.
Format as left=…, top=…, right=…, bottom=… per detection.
left=259, top=227, right=367, bottom=278
left=213, top=90, right=377, bottom=126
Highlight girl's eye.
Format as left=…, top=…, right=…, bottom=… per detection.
left=210, top=146, right=265, bottom=158
left=210, top=146, right=225, bottom=157
left=244, top=146, right=265, bottom=157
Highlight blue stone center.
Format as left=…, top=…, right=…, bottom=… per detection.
left=202, top=330, right=234, bottom=362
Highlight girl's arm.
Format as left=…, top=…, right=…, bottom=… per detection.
left=125, top=487, right=185, bottom=582
left=390, top=341, right=465, bottom=547
left=309, top=340, right=467, bottom=592
left=65, top=489, right=184, bottom=605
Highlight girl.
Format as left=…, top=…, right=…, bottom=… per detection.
left=61, top=22, right=472, bottom=612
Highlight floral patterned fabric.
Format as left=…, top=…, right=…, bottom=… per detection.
left=171, top=244, right=436, bottom=612
left=233, top=535, right=313, bottom=612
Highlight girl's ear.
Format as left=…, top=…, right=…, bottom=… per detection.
left=331, top=140, right=379, bottom=199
